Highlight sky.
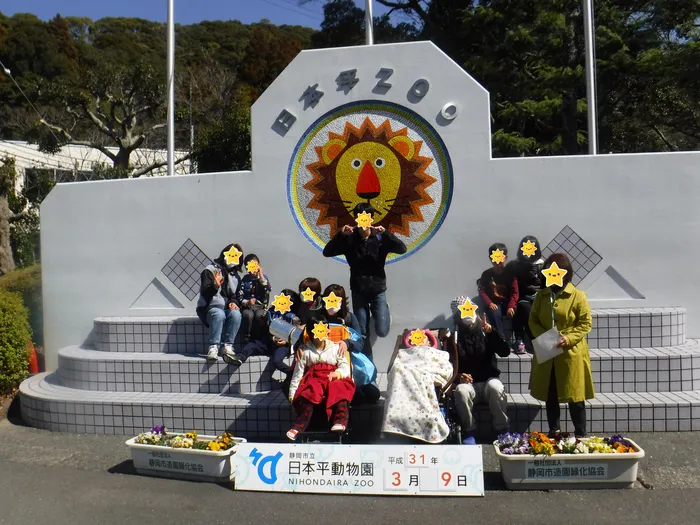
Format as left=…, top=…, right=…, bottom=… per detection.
left=0, top=0, right=393, bottom=29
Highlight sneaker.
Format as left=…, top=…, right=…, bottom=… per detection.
left=206, top=345, right=219, bottom=362
left=222, top=348, right=243, bottom=366
left=514, top=340, right=527, bottom=355
left=462, top=435, right=476, bottom=445
left=286, top=429, right=299, bottom=441
left=330, top=423, right=346, bottom=433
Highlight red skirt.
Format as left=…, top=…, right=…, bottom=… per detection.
left=293, top=363, right=356, bottom=419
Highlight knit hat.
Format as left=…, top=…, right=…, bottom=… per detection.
left=451, top=296, right=480, bottom=330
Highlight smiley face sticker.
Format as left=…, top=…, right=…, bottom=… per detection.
left=408, top=329, right=429, bottom=346
left=520, top=240, right=537, bottom=258
left=300, top=287, right=316, bottom=303
left=542, top=261, right=568, bottom=288
left=271, top=293, right=293, bottom=315
left=311, top=322, right=331, bottom=341
left=457, top=298, right=478, bottom=320
left=223, top=245, right=242, bottom=266
left=490, top=248, right=506, bottom=264
left=355, top=211, right=373, bottom=229
left=246, top=260, right=260, bottom=274
left=322, top=291, right=343, bottom=311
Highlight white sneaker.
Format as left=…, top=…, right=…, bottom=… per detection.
left=206, top=345, right=219, bottom=361
left=223, top=343, right=234, bottom=355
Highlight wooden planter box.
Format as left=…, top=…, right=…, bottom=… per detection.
left=493, top=439, right=645, bottom=490
left=126, top=434, right=246, bottom=483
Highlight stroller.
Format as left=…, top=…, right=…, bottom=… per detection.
left=386, top=328, right=462, bottom=444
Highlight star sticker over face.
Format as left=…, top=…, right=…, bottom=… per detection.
left=311, top=322, right=331, bottom=341
left=300, top=287, right=316, bottom=303
left=223, top=245, right=242, bottom=266
left=490, top=249, right=506, bottom=264
left=457, top=298, right=478, bottom=320
left=246, top=260, right=260, bottom=274
left=521, top=240, right=537, bottom=258
left=271, top=293, right=293, bottom=315
left=542, top=261, right=568, bottom=288
left=408, top=329, right=428, bottom=347
left=355, top=211, right=373, bottom=229
left=323, top=291, right=343, bottom=311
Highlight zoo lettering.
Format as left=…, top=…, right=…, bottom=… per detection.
left=273, top=68, right=459, bottom=134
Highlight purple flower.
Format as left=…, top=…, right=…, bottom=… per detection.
left=150, top=425, right=166, bottom=434
left=518, top=445, right=530, bottom=454
left=502, top=447, right=515, bottom=455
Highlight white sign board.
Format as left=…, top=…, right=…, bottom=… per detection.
left=234, top=443, right=484, bottom=496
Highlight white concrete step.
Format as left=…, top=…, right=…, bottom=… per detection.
left=499, top=340, right=700, bottom=394
left=92, top=307, right=687, bottom=353
left=20, top=372, right=700, bottom=437
left=57, top=346, right=280, bottom=394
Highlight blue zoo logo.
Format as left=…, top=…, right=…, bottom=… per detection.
left=249, top=448, right=283, bottom=485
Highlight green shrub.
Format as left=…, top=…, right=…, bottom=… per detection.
left=0, top=289, right=31, bottom=394
left=0, top=264, right=42, bottom=345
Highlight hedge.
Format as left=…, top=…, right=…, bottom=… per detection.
left=0, top=289, right=31, bottom=393
left=0, top=264, right=42, bottom=345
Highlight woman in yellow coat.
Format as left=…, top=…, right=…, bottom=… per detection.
left=529, top=253, right=594, bottom=437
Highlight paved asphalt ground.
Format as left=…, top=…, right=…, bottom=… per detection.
left=1, top=406, right=700, bottom=525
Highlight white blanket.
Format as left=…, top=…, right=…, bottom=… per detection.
left=381, top=345, right=454, bottom=443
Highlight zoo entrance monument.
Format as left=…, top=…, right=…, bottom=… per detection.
left=20, top=42, right=700, bottom=438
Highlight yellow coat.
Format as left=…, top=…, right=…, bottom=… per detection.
left=529, top=283, right=595, bottom=403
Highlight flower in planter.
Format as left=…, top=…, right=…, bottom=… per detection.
left=496, top=432, right=636, bottom=456
left=169, top=435, right=194, bottom=449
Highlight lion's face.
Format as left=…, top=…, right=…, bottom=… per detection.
left=334, top=141, right=404, bottom=222
left=305, top=118, right=436, bottom=236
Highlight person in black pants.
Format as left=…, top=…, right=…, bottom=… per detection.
left=507, top=235, right=545, bottom=353
left=322, top=203, right=406, bottom=359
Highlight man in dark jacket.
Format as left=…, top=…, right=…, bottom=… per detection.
left=322, top=203, right=407, bottom=358
left=451, top=297, right=510, bottom=444
left=196, top=243, right=243, bottom=362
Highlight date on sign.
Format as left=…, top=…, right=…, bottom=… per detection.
left=384, top=469, right=465, bottom=492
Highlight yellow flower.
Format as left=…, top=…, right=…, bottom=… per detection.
left=207, top=441, right=221, bottom=451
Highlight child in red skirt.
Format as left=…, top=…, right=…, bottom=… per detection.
left=286, top=315, right=356, bottom=441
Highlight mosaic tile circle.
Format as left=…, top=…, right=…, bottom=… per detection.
left=287, top=101, right=454, bottom=264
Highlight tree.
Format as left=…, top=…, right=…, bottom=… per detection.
left=305, top=0, right=418, bottom=48
left=192, top=99, right=252, bottom=173
left=35, top=62, right=189, bottom=177
left=238, top=22, right=312, bottom=101
left=0, top=157, right=23, bottom=274
left=369, top=0, right=700, bottom=156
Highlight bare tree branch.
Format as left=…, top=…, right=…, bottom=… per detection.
left=651, top=124, right=678, bottom=151
left=39, top=119, right=118, bottom=163
left=130, top=153, right=191, bottom=178
left=9, top=210, right=29, bottom=222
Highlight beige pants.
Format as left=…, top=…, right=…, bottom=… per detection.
left=453, top=378, right=509, bottom=433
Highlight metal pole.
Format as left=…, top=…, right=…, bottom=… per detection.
left=365, top=0, right=374, bottom=45
left=189, top=75, right=194, bottom=174
left=166, top=0, right=175, bottom=174
left=583, top=0, right=598, bottom=154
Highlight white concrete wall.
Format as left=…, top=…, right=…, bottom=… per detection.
left=40, top=42, right=700, bottom=371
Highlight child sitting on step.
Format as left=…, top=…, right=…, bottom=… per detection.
left=286, top=314, right=356, bottom=441
left=195, top=243, right=244, bottom=362
left=225, top=289, right=301, bottom=377
left=297, top=277, right=323, bottom=326
left=237, top=253, right=272, bottom=343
